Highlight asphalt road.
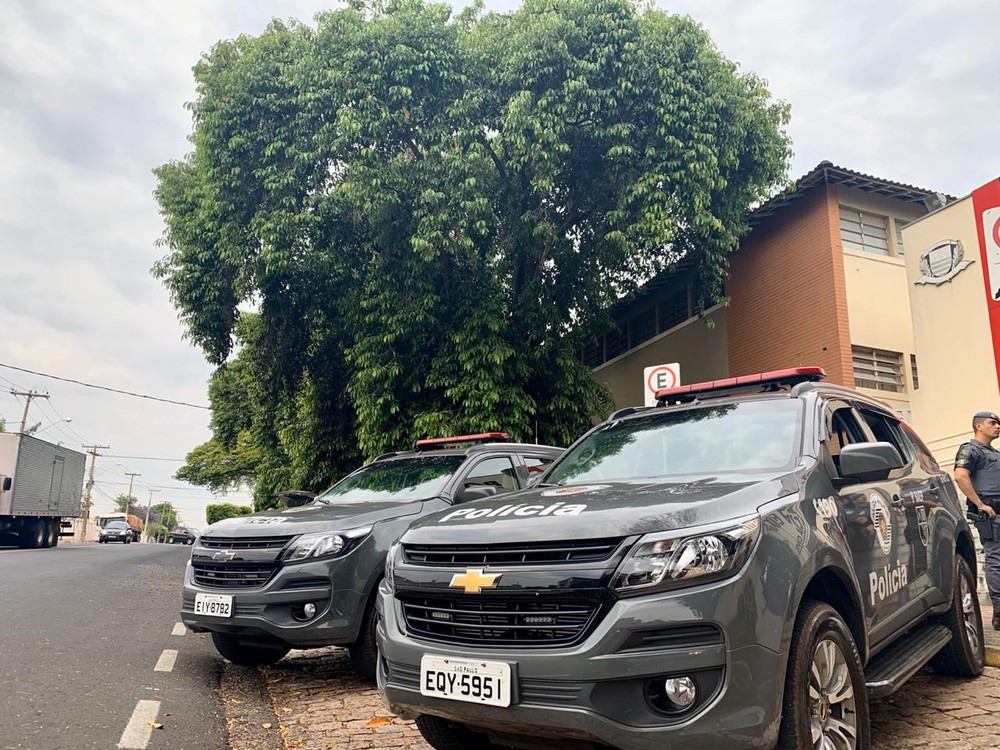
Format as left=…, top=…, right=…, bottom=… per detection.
left=0, top=542, right=228, bottom=750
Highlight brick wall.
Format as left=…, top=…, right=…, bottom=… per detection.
left=727, top=185, right=854, bottom=386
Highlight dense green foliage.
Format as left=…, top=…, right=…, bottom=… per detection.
left=155, top=0, right=790, bottom=508
left=205, top=502, right=255, bottom=526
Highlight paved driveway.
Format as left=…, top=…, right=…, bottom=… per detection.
left=262, top=645, right=1000, bottom=750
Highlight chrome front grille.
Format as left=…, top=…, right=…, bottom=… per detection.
left=199, top=535, right=291, bottom=550
left=402, top=537, right=625, bottom=566
left=192, top=562, right=276, bottom=589
left=400, top=594, right=601, bottom=647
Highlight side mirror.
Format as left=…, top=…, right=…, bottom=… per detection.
left=455, top=484, right=498, bottom=504
left=839, top=442, right=904, bottom=482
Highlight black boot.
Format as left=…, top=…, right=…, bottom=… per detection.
left=993, top=612, right=1000, bottom=631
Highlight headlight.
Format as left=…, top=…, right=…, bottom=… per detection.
left=281, top=526, right=372, bottom=563
left=612, top=516, right=760, bottom=596
left=384, top=541, right=401, bottom=592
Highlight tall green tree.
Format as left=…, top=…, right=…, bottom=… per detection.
left=114, top=494, right=138, bottom=515
left=155, top=0, right=790, bottom=507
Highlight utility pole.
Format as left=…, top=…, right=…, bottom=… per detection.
left=124, top=472, right=141, bottom=515
left=81, top=444, right=110, bottom=541
left=11, top=389, right=49, bottom=434
left=143, top=488, right=160, bottom=543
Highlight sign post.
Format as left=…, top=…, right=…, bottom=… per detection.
left=643, top=363, right=681, bottom=406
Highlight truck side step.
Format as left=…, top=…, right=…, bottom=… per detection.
left=865, top=623, right=951, bottom=699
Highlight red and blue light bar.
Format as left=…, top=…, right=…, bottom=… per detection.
left=655, top=367, right=826, bottom=404
left=415, top=432, right=509, bottom=450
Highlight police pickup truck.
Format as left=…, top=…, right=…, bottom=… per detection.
left=180, top=434, right=561, bottom=680
left=377, top=368, right=985, bottom=750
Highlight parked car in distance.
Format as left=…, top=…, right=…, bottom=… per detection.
left=168, top=527, right=199, bottom=545
left=181, top=433, right=564, bottom=681
left=98, top=520, right=131, bottom=544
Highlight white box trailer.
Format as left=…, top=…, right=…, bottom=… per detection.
left=0, top=433, right=85, bottom=548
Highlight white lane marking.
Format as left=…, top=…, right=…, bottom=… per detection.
left=171, top=622, right=186, bottom=636
left=117, top=699, right=160, bottom=749
left=153, top=649, right=178, bottom=672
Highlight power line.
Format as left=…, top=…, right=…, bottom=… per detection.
left=0, top=362, right=210, bottom=410
left=114, top=455, right=186, bottom=462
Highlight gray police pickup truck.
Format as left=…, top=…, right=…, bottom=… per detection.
left=378, top=368, right=985, bottom=750
left=180, top=434, right=562, bottom=680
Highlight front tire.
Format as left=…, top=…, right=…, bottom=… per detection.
left=210, top=632, right=290, bottom=667
left=348, top=596, right=379, bottom=683
left=931, top=555, right=985, bottom=677
left=415, top=716, right=496, bottom=750
left=778, top=599, right=868, bottom=750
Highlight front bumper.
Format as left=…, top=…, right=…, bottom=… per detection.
left=180, top=558, right=367, bottom=648
left=377, top=575, right=786, bottom=750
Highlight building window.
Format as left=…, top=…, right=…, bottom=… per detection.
left=658, top=287, right=690, bottom=332
left=630, top=308, right=656, bottom=348
left=582, top=340, right=603, bottom=368
left=852, top=346, right=905, bottom=392
left=910, top=354, right=919, bottom=390
left=895, top=218, right=909, bottom=258
left=605, top=327, right=628, bottom=360
left=840, top=207, right=890, bottom=256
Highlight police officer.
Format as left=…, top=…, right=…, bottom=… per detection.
left=953, top=410, right=1000, bottom=631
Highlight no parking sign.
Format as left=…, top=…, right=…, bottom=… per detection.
left=643, top=363, right=681, bottom=406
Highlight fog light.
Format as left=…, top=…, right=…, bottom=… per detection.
left=664, top=676, right=697, bottom=708
left=303, top=602, right=317, bottom=618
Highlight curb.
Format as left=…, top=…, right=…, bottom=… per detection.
left=987, top=645, right=1000, bottom=668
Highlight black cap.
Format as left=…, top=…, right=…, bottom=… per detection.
left=973, top=410, right=1000, bottom=425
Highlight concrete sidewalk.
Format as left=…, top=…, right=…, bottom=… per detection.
left=257, top=553, right=1000, bottom=750
left=261, top=629, right=1000, bottom=750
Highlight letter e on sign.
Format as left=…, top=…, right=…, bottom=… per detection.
left=643, top=363, right=681, bottom=407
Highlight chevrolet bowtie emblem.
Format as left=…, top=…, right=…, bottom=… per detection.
left=212, top=550, right=237, bottom=561
left=450, top=568, right=502, bottom=594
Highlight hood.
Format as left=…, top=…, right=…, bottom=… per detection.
left=402, top=474, right=799, bottom=545
left=204, top=499, right=424, bottom=538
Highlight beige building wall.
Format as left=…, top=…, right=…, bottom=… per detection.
left=903, top=194, right=999, bottom=468
left=838, top=188, right=925, bottom=417
left=595, top=306, right=728, bottom=411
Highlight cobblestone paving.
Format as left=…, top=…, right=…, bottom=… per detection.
left=262, top=646, right=1000, bottom=750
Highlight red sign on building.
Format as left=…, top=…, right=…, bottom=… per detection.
left=973, top=178, right=1000, bottom=386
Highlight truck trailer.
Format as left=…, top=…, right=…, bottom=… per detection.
left=0, top=433, right=86, bottom=549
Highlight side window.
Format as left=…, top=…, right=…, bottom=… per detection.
left=858, top=408, right=913, bottom=466
left=463, top=457, right=518, bottom=495
left=901, top=423, right=941, bottom=474
left=522, top=455, right=557, bottom=476
left=824, top=404, right=868, bottom=477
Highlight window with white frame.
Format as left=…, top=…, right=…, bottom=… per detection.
left=840, top=207, right=890, bottom=256
left=852, top=346, right=905, bottom=392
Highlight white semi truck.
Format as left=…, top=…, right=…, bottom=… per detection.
left=0, top=433, right=85, bottom=548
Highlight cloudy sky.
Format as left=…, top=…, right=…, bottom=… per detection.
left=1, top=0, right=997, bottom=527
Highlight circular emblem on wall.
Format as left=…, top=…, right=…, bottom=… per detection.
left=869, top=494, right=893, bottom=555
left=540, top=484, right=610, bottom=497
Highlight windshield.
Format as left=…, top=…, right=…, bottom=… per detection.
left=315, top=455, right=465, bottom=505
left=546, top=399, right=802, bottom=485
left=106, top=521, right=128, bottom=529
